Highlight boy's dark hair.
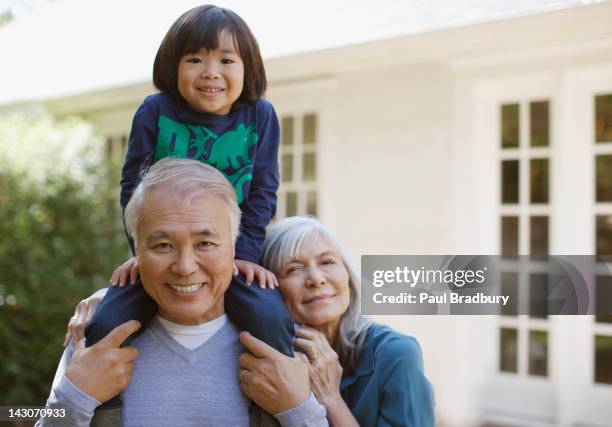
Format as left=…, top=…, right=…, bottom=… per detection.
left=153, top=5, right=266, bottom=110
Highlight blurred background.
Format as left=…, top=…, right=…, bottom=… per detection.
left=0, top=0, right=611, bottom=425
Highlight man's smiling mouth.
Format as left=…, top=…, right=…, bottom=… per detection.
left=166, top=283, right=204, bottom=294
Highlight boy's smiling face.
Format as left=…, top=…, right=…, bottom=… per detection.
left=177, top=30, right=244, bottom=115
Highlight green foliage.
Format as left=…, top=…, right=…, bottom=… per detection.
left=0, top=114, right=126, bottom=405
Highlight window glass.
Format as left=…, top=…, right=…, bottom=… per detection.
left=530, top=159, right=549, bottom=204
left=306, top=191, right=317, bottom=216
left=596, top=215, right=612, bottom=257
left=595, top=94, right=612, bottom=143
left=501, top=216, right=519, bottom=259
left=501, top=273, right=518, bottom=316
left=500, top=328, right=518, bottom=372
left=529, top=273, right=548, bottom=318
left=502, top=160, right=520, bottom=204
left=281, top=154, right=293, bottom=183
left=281, top=117, right=294, bottom=146
left=596, top=155, right=612, bottom=202
left=596, top=275, right=612, bottom=324
left=528, top=330, right=548, bottom=376
left=303, top=152, right=316, bottom=182
left=286, top=192, right=297, bottom=217
left=303, top=114, right=316, bottom=144
left=530, top=101, right=549, bottom=147
left=501, top=104, right=519, bottom=148
left=595, top=335, right=612, bottom=384
left=530, top=216, right=548, bottom=258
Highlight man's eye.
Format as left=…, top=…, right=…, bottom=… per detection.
left=197, top=241, right=215, bottom=249
left=154, top=243, right=172, bottom=250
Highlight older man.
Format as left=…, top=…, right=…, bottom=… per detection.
left=37, top=158, right=327, bottom=426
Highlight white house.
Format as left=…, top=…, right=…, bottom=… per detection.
left=1, top=0, right=612, bottom=425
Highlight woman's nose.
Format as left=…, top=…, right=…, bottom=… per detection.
left=305, top=267, right=325, bottom=287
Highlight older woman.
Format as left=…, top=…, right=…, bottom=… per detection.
left=243, top=216, right=435, bottom=426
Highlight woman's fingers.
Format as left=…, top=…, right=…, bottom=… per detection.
left=294, top=337, right=319, bottom=363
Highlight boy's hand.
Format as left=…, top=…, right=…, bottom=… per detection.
left=110, top=256, right=139, bottom=287
left=234, top=259, right=278, bottom=289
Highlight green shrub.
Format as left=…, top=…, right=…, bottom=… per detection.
left=0, top=115, right=126, bottom=405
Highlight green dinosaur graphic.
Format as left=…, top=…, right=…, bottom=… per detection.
left=155, top=115, right=258, bottom=204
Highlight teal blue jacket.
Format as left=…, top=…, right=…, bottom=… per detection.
left=340, top=324, right=435, bottom=427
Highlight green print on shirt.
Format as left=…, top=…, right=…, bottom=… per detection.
left=155, top=115, right=258, bottom=204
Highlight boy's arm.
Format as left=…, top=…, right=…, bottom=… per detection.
left=120, top=97, right=159, bottom=252
left=235, top=101, right=280, bottom=263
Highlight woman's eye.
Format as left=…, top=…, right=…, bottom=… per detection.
left=285, top=265, right=301, bottom=274
left=321, top=258, right=336, bottom=265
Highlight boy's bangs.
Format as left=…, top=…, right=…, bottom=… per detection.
left=180, top=14, right=240, bottom=57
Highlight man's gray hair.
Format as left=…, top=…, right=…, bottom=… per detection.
left=261, top=216, right=372, bottom=376
left=124, top=158, right=241, bottom=244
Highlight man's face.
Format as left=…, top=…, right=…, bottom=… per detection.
left=135, top=191, right=235, bottom=325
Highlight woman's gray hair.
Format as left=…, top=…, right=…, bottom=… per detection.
left=262, top=216, right=372, bottom=375
left=124, top=158, right=241, bottom=244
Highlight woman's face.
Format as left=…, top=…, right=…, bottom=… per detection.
left=277, top=233, right=351, bottom=328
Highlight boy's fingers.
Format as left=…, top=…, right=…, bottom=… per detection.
left=268, top=272, right=277, bottom=289
left=256, top=270, right=266, bottom=289
left=129, top=265, right=138, bottom=285
left=245, top=268, right=254, bottom=286
left=119, top=268, right=129, bottom=288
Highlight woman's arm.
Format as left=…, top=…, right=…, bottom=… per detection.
left=377, top=336, right=435, bottom=427
left=294, top=327, right=360, bottom=427
left=64, top=288, right=107, bottom=346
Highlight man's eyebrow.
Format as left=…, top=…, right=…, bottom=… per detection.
left=196, top=228, right=219, bottom=237
left=148, top=230, right=170, bottom=240
left=147, top=229, right=219, bottom=240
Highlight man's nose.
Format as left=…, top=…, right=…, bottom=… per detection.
left=171, top=249, right=199, bottom=276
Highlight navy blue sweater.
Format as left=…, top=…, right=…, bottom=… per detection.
left=121, top=93, right=280, bottom=263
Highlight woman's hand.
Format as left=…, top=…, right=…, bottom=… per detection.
left=63, top=288, right=107, bottom=347
left=234, top=259, right=278, bottom=289
left=110, top=256, right=139, bottom=287
left=238, top=331, right=310, bottom=415
left=294, top=326, right=360, bottom=427
left=294, top=326, right=344, bottom=407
